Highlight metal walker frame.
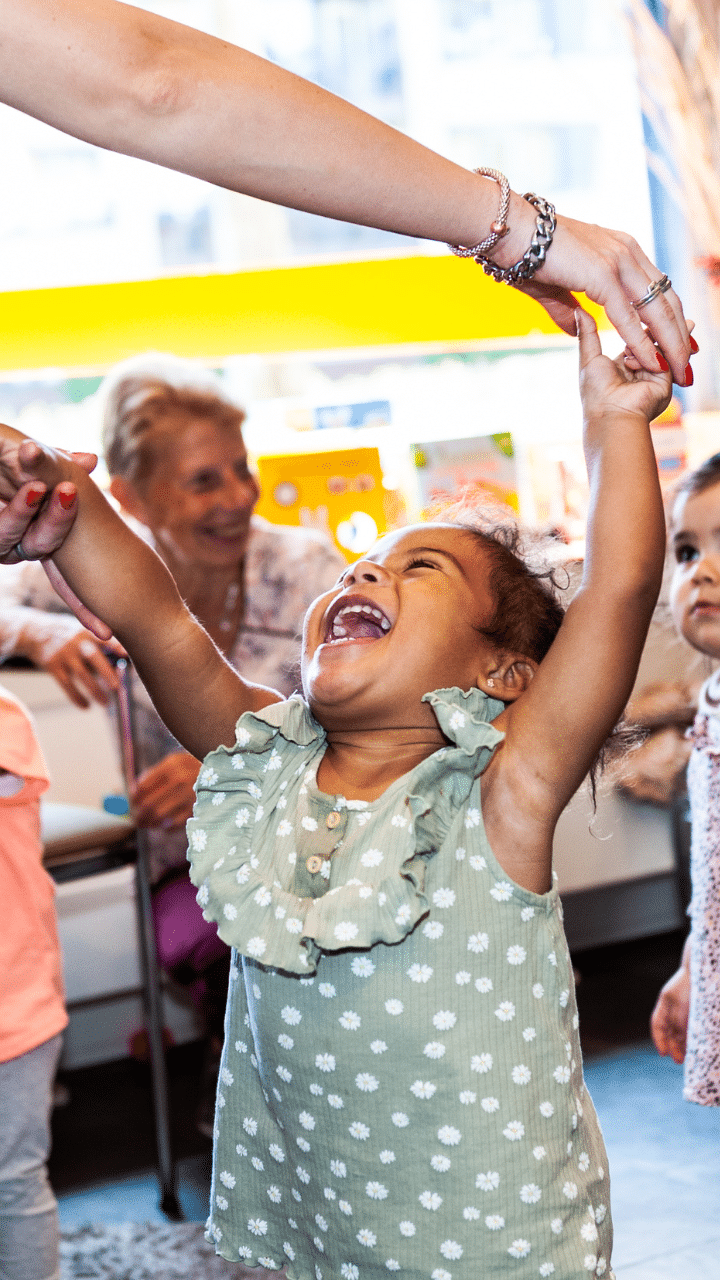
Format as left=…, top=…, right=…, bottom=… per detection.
left=115, top=657, right=183, bottom=1220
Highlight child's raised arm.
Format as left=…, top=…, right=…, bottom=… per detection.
left=0, top=427, right=282, bottom=758
left=483, top=310, right=669, bottom=892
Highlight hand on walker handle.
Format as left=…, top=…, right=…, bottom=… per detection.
left=36, top=626, right=125, bottom=708
left=130, top=752, right=201, bottom=830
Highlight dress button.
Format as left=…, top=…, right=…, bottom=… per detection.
left=306, top=855, right=323, bottom=874
left=326, top=811, right=342, bottom=829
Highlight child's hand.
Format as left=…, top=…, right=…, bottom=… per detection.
left=576, top=308, right=673, bottom=427
left=650, top=962, right=690, bottom=1064
left=0, top=424, right=71, bottom=501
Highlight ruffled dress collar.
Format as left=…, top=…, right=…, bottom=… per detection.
left=187, top=688, right=504, bottom=975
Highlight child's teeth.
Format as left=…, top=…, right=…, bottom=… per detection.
left=328, top=601, right=391, bottom=639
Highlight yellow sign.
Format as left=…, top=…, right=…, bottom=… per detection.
left=0, top=256, right=605, bottom=372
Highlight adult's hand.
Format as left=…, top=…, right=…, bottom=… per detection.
left=130, top=751, right=202, bottom=829
left=493, top=204, right=692, bottom=386
left=34, top=626, right=125, bottom=708
left=0, top=478, right=79, bottom=562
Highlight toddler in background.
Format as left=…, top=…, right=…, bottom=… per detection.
left=0, top=309, right=672, bottom=1278
left=0, top=682, right=66, bottom=1280
left=651, top=452, right=720, bottom=1104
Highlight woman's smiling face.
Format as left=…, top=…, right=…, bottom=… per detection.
left=126, top=415, right=260, bottom=570
left=302, top=524, right=499, bottom=730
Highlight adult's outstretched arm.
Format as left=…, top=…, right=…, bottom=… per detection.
left=0, top=0, right=692, bottom=381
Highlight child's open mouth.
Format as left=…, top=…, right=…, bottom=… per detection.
left=324, top=598, right=392, bottom=645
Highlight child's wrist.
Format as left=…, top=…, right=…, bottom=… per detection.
left=582, top=401, right=654, bottom=430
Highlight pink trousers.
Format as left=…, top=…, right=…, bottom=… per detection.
left=151, top=869, right=228, bottom=1015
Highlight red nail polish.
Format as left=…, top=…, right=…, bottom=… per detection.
left=656, top=352, right=670, bottom=372
left=684, top=362, right=694, bottom=387
left=58, top=489, right=76, bottom=510
left=690, top=336, right=699, bottom=353
left=26, top=485, right=45, bottom=506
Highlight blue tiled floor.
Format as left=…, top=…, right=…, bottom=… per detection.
left=57, top=1041, right=720, bottom=1277
left=584, top=1045, right=720, bottom=1277
left=58, top=1153, right=212, bottom=1229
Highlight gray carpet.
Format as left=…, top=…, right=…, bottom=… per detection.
left=59, top=1223, right=262, bottom=1279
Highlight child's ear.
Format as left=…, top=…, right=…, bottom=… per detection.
left=477, top=654, right=538, bottom=703
left=108, top=475, right=147, bottom=523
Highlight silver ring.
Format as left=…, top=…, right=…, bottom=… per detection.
left=631, top=273, right=672, bottom=310
left=13, top=541, right=29, bottom=561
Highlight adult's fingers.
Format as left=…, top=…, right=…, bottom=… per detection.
left=522, top=269, right=690, bottom=384
left=524, top=215, right=691, bottom=381
left=76, top=637, right=122, bottom=694
left=44, top=631, right=120, bottom=706
left=132, top=781, right=195, bottom=828
left=597, top=239, right=690, bottom=384
left=513, top=279, right=579, bottom=337
left=621, top=321, right=697, bottom=374
left=0, top=481, right=49, bottom=559
left=514, top=228, right=691, bottom=381
left=3, top=481, right=78, bottom=560
left=605, top=285, right=689, bottom=385
left=131, top=754, right=200, bottom=827
left=44, top=651, right=94, bottom=708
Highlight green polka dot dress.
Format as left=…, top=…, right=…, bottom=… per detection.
left=188, top=688, right=614, bottom=1279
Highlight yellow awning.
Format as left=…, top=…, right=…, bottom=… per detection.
left=0, top=254, right=607, bottom=372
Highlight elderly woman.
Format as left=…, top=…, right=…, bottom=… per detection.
left=0, top=357, right=343, bottom=1128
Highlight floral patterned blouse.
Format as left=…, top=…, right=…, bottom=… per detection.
left=685, top=668, right=720, bottom=1106
left=187, top=688, right=614, bottom=1279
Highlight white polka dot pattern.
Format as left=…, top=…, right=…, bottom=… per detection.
left=191, top=690, right=614, bottom=1278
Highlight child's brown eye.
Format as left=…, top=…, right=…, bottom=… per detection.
left=675, top=544, right=697, bottom=564
left=406, top=558, right=436, bottom=571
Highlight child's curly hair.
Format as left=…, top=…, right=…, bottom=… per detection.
left=429, top=496, right=568, bottom=663
left=433, top=495, right=638, bottom=804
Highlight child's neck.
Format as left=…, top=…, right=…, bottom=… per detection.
left=317, top=725, right=446, bottom=800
